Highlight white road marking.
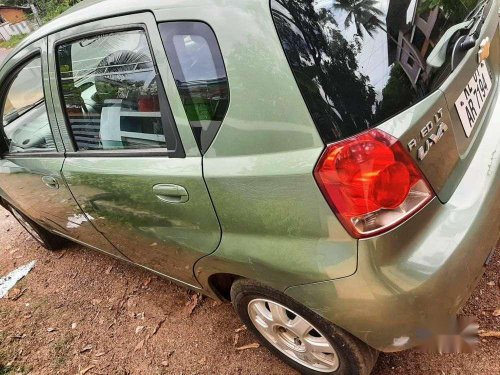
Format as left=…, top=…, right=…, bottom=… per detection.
left=0, top=260, right=36, bottom=298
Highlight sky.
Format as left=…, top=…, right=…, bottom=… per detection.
left=313, top=0, right=410, bottom=94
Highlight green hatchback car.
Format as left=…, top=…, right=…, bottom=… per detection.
left=1, top=0, right=498, bottom=373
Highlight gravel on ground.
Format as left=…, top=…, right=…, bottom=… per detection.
left=0, top=206, right=498, bottom=374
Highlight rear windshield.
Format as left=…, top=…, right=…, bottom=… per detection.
left=271, top=0, right=483, bottom=143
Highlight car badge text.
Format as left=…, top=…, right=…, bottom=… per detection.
left=408, top=108, right=449, bottom=161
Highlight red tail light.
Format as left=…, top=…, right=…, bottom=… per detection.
left=314, top=129, right=434, bottom=239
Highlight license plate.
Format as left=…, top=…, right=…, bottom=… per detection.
left=455, top=62, right=492, bottom=138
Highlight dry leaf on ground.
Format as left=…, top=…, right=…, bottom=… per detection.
left=236, top=343, right=260, bottom=351
left=184, top=294, right=202, bottom=316
left=134, top=339, right=145, bottom=351
left=78, top=365, right=95, bottom=375
left=9, top=287, right=27, bottom=300
left=235, top=325, right=247, bottom=333
left=151, top=318, right=166, bottom=336
left=80, top=345, right=92, bottom=353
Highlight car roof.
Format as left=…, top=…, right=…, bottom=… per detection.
left=11, top=0, right=213, bottom=55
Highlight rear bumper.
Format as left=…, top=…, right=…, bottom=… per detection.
left=285, top=93, right=500, bottom=352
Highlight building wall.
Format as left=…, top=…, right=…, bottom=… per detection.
left=0, top=8, right=27, bottom=24
left=397, top=33, right=422, bottom=85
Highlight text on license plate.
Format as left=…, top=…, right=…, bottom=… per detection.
left=455, top=62, right=492, bottom=138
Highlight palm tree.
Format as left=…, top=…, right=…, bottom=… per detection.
left=333, top=0, right=385, bottom=38
left=332, top=0, right=423, bottom=69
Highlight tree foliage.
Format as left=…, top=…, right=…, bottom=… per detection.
left=34, top=0, right=83, bottom=23
left=375, top=64, right=415, bottom=123
left=0, top=0, right=22, bottom=6
left=273, top=0, right=377, bottom=140
left=419, top=0, right=480, bottom=23
left=333, top=0, right=385, bottom=38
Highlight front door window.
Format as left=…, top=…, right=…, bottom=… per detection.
left=2, top=57, right=55, bottom=153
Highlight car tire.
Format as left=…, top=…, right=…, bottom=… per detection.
left=9, top=205, right=67, bottom=251
left=231, top=279, right=378, bottom=375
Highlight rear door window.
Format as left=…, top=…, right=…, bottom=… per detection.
left=271, top=0, right=482, bottom=144
left=56, top=29, right=182, bottom=155
left=159, top=22, right=229, bottom=154
left=2, top=57, right=55, bottom=153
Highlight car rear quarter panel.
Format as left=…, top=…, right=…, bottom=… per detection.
left=285, top=93, right=500, bottom=351
left=152, top=0, right=359, bottom=290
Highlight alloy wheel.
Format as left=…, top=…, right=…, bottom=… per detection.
left=248, top=298, right=339, bottom=373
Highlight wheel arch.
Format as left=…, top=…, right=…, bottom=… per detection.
left=207, top=272, right=243, bottom=301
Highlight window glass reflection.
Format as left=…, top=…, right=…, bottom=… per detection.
left=2, top=57, right=55, bottom=153
left=271, top=0, right=482, bottom=143
left=159, top=22, right=230, bottom=154
left=2, top=59, right=44, bottom=127
left=57, top=30, right=171, bottom=151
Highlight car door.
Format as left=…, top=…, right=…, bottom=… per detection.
left=0, top=38, right=124, bottom=258
left=48, top=14, right=222, bottom=288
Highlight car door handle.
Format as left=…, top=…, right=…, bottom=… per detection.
left=42, top=176, right=59, bottom=190
left=153, top=184, right=189, bottom=204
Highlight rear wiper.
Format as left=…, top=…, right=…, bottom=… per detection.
left=460, top=1, right=488, bottom=50
left=426, top=19, right=474, bottom=68
left=426, top=1, right=488, bottom=69
left=464, top=0, right=489, bottom=22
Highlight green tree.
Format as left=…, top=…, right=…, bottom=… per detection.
left=1, top=0, right=83, bottom=23
left=419, top=0, right=480, bottom=23
left=0, top=0, right=22, bottom=5
left=273, top=0, right=376, bottom=139
left=34, top=0, right=83, bottom=23
left=333, top=0, right=385, bottom=38
left=375, top=64, right=415, bottom=123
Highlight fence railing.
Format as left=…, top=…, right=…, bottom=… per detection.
left=0, top=20, right=36, bottom=41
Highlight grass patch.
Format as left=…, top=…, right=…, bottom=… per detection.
left=0, top=341, right=32, bottom=375
left=0, top=364, right=32, bottom=375
left=0, top=346, right=11, bottom=375
left=52, top=334, right=74, bottom=368
left=30, top=296, right=49, bottom=312
left=0, top=34, right=27, bottom=49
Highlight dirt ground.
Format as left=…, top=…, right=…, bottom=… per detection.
left=0, top=206, right=498, bottom=375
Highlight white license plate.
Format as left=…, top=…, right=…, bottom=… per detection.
left=455, top=62, right=492, bottom=138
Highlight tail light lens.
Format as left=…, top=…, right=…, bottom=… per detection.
left=314, top=129, right=434, bottom=239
